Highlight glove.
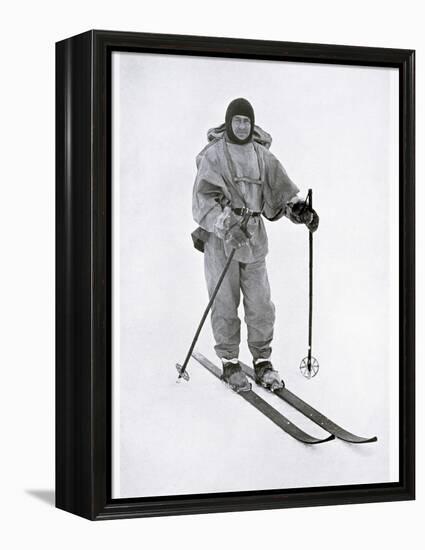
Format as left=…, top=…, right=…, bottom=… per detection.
left=225, top=224, right=252, bottom=249
left=286, top=200, right=319, bottom=233
left=214, top=206, right=238, bottom=239
left=214, top=206, right=252, bottom=248
left=307, top=210, right=319, bottom=232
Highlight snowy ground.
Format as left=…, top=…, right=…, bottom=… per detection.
left=116, top=246, right=398, bottom=498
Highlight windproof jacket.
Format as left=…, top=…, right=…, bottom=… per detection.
left=192, top=124, right=299, bottom=262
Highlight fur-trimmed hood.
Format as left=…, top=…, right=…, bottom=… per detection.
left=206, top=123, right=272, bottom=149
left=196, top=123, right=272, bottom=169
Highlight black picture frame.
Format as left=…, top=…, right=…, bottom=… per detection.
left=56, top=29, right=415, bottom=520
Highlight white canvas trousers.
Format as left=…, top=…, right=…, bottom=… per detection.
left=204, top=233, right=275, bottom=361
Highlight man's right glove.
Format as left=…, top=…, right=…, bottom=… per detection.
left=224, top=224, right=252, bottom=249
left=214, top=206, right=252, bottom=249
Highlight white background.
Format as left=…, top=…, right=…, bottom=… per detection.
left=114, top=53, right=399, bottom=497
left=0, top=0, right=422, bottom=549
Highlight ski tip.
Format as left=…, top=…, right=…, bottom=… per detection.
left=302, top=433, right=335, bottom=445
left=335, top=433, right=378, bottom=444
left=313, top=434, right=335, bottom=445
left=346, top=435, right=378, bottom=444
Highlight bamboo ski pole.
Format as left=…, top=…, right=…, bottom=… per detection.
left=176, top=211, right=252, bottom=382
left=300, top=189, right=319, bottom=378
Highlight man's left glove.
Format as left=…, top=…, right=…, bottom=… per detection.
left=286, top=199, right=319, bottom=232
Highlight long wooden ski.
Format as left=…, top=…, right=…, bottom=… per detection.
left=240, top=361, right=377, bottom=444
left=192, top=351, right=334, bottom=445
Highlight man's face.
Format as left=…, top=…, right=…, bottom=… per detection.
left=231, top=115, right=251, bottom=141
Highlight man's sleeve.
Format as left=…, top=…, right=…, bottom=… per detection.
left=192, top=151, right=227, bottom=233
left=262, top=150, right=299, bottom=221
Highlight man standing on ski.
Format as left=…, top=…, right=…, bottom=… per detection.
left=192, top=98, right=319, bottom=393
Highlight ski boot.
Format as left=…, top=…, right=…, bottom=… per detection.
left=254, top=360, right=285, bottom=391
left=221, top=362, right=251, bottom=393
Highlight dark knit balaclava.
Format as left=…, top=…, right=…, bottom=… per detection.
left=225, top=98, right=255, bottom=145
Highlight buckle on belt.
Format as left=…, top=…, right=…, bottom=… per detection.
left=240, top=207, right=253, bottom=230
left=239, top=207, right=252, bottom=217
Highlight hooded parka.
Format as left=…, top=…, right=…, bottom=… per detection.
left=192, top=113, right=299, bottom=360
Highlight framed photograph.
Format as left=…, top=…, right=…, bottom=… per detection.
left=56, top=30, right=415, bottom=520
